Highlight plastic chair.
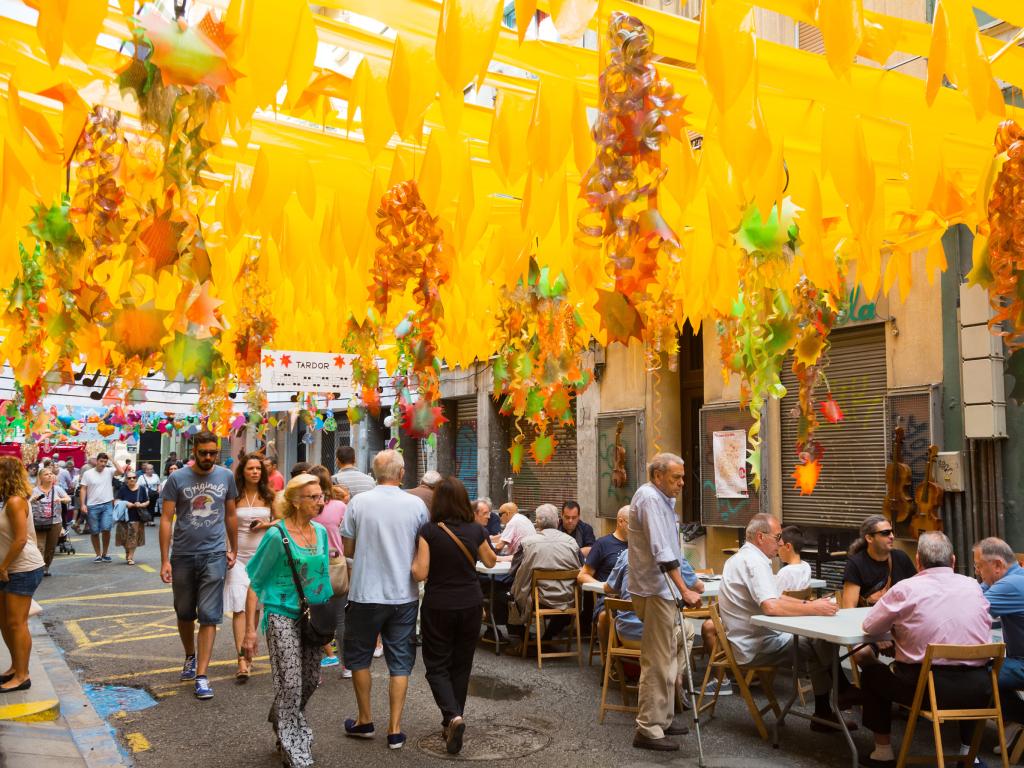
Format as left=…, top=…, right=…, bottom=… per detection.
left=698, top=603, right=781, bottom=741
left=598, top=597, right=640, bottom=723
left=895, top=642, right=1008, bottom=768
left=522, top=568, right=582, bottom=669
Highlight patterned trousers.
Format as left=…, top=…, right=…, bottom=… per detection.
left=266, top=613, right=322, bottom=768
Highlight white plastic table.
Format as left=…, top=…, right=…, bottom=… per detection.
left=584, top=576, right=827, bottom=599
left=476, top=561, right=511, bottom=653
left=751, top=608, right=890, bottom=768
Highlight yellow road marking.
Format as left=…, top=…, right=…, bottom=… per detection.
left=90, top=656, right=271, bottom=684
left=72, top=630, right=182, bottom=649
left=137, top=564, right=156, bottom=573
left=39, top=587, right=171, bottom=604
left=126, top=732, right=151, bottom=752
left=66, top=608, right=172, bottom=623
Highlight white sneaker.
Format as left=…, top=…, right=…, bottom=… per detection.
left=373, top=645, right=384, bottom=659
left=340, top=665, right=353, bottom=679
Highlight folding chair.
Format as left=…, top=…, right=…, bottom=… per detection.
left=522, top=568, right=582, bottom=669
left=587, top=611, right=603, bottom=667
left=895, top=642, right=1008, bottom=768
left=697, top=603, right=781, bottom=741
left=598, top=597, right=641, bottom=722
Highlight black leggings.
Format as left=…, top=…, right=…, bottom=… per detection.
left=420, top=605, right=482, bottom=726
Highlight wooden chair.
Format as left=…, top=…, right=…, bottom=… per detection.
left=598, top=597, right=640, bottom=722
left=522, top=568, right=582, bottom=669
left=586, top=610, right=604, bottom=667
left=895, top=643, right=1008, bottom=768
left=697, top=603, right=782, bottom=741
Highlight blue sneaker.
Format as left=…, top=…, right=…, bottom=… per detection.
left=387, top=732, right=407, bottom=750
left=194, top=676, right=213, bottom=700
left=320, top=656, right=340, bottom=668
left=344, top=718, right=375, bottom=739
left=180, top=655, right=197, bottom=681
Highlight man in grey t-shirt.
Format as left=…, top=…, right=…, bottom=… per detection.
left=341, top=449, right=427, bottom=748
left=159, top=432, right=238, bottom=701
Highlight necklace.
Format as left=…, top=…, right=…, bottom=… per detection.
left=290, top=520, right=316, bottom=550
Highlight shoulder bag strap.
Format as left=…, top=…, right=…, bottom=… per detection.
left=438, top=522, right=476, bottom=568
left=882, top=555, right=893, bottom=593
left=276, top=522, right=310, bottom=610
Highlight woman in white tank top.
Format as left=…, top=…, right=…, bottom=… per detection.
left=224, top=453, right=275, bottom=681
left=0, top=457, right=45, bottom=692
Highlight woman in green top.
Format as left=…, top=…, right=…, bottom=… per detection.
left=242, top=474, right=332, bottom=768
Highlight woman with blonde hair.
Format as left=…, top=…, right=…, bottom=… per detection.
left=0, top=457, right=45, bottom=691
left=242, top=474, right=333, bottom=768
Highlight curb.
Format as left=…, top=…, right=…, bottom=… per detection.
left=0, top=619, right=60, bottom=723
left=24, top=617, right=130, bottom=767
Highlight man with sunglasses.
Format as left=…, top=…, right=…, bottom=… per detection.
left=841, top=515, right=916, bottom=609
left=159, top=432, right=238, bottom=700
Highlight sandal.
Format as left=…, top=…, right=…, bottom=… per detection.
left=126, top=559, right=135, bottom=566
left=235, top=654, right=250, bottom=683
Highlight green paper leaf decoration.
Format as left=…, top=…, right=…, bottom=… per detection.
left=163, top=332, right=217, bottom=382
left=509, top=440, right=525, bottom=474
left=530, top=433, right=557, bottom=464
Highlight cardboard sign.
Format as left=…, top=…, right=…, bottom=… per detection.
left=259, top=350, right=356, bottom=396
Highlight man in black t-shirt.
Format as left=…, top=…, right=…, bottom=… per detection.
left=578, top=506, right=630, bottom=655
left=842, top=515, right=917, bottom=609
left=558, top=500, right=596, bottom=558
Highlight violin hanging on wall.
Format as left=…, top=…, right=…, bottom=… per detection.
left=910, top=445, right=944, bottom=537
left=882, top=426, right=913, bottom=525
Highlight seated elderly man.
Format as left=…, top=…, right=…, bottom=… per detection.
left=484, top=502, right=537, bottom=637
left=718, top=513, right=851, bottom=732
left=857, top=531, right=992, bottom=768
left=579, top=505, right=630, bottom=655
left=974, top=537, right=1024, bottom=745
left=508, top=504, right=582, bottom=650
left=473, top=498, right=502, bottom=537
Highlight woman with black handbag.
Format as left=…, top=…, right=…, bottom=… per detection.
left=411, top=476, right=497, bottom=755
left=114, top=472, right=148, bottom=566
left=242, top=474, right=333, bottom=768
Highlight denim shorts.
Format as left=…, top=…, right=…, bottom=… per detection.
left=87, top=501, right=113, bottom=533
left=0, top=567, right=44, bottom=597
left=344, top=601, right=418, bottom=676
left=171, top=552, right=228, bottom=625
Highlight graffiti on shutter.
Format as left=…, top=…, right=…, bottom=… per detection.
left=455, top=398, right=478, bottom=499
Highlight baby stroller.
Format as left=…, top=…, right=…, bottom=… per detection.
left=57, top=523, right=76, bottom=555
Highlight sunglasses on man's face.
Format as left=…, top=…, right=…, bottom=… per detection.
left=196, top=449, right=219, bottom=457
left=871, top=529, right=894, bottom=538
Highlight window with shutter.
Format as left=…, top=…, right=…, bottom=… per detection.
left=780, top=325, right=887, bottom=529
left=699, top=403, right=763, bottom=528
left=797, top=22, right=825, bottom=54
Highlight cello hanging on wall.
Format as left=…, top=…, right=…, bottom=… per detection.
left=910, top=445, right=944, bottom=537
left=882, top=426, right=913, bottom=527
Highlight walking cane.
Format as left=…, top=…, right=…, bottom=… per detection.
left=662, top=570, right=705, bottom=768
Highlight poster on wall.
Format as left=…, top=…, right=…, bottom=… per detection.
left=713, top=430, right=748, bottom=499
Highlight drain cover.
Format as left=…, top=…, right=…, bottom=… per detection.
left=417, top=723, right=550, bottom=760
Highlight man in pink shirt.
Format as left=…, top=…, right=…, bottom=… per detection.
left=858, top=532, right=992, bottom=768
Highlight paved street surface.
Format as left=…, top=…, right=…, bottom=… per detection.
left=32, top=531, right=992, bottom=767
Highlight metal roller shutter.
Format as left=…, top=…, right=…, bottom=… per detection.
left=699, top=403, right=763, bottom=528
left=780, top=325, right=887, bottom=529
left=512, top=416, right=578, bottom=518
left=454, top=398, right=479, bottom=499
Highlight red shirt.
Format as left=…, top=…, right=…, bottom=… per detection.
left=268, top=470, right=284, bottom=492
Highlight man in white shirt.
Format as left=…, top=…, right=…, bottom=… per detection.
left=718, top=513, right=854, bottom=732
left=775, top=525, right=812, bottom=593
left=79, top=452, right=127, bottom=562
left=491, top=502, right=534, bottom=560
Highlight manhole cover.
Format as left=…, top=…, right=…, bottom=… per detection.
left=417, top=723, right=550, bottom=760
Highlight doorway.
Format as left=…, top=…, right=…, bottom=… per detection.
left=678, top=323, right=704, bottom=524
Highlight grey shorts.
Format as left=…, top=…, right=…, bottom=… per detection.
left=171, top=552, right=228, bottom=625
